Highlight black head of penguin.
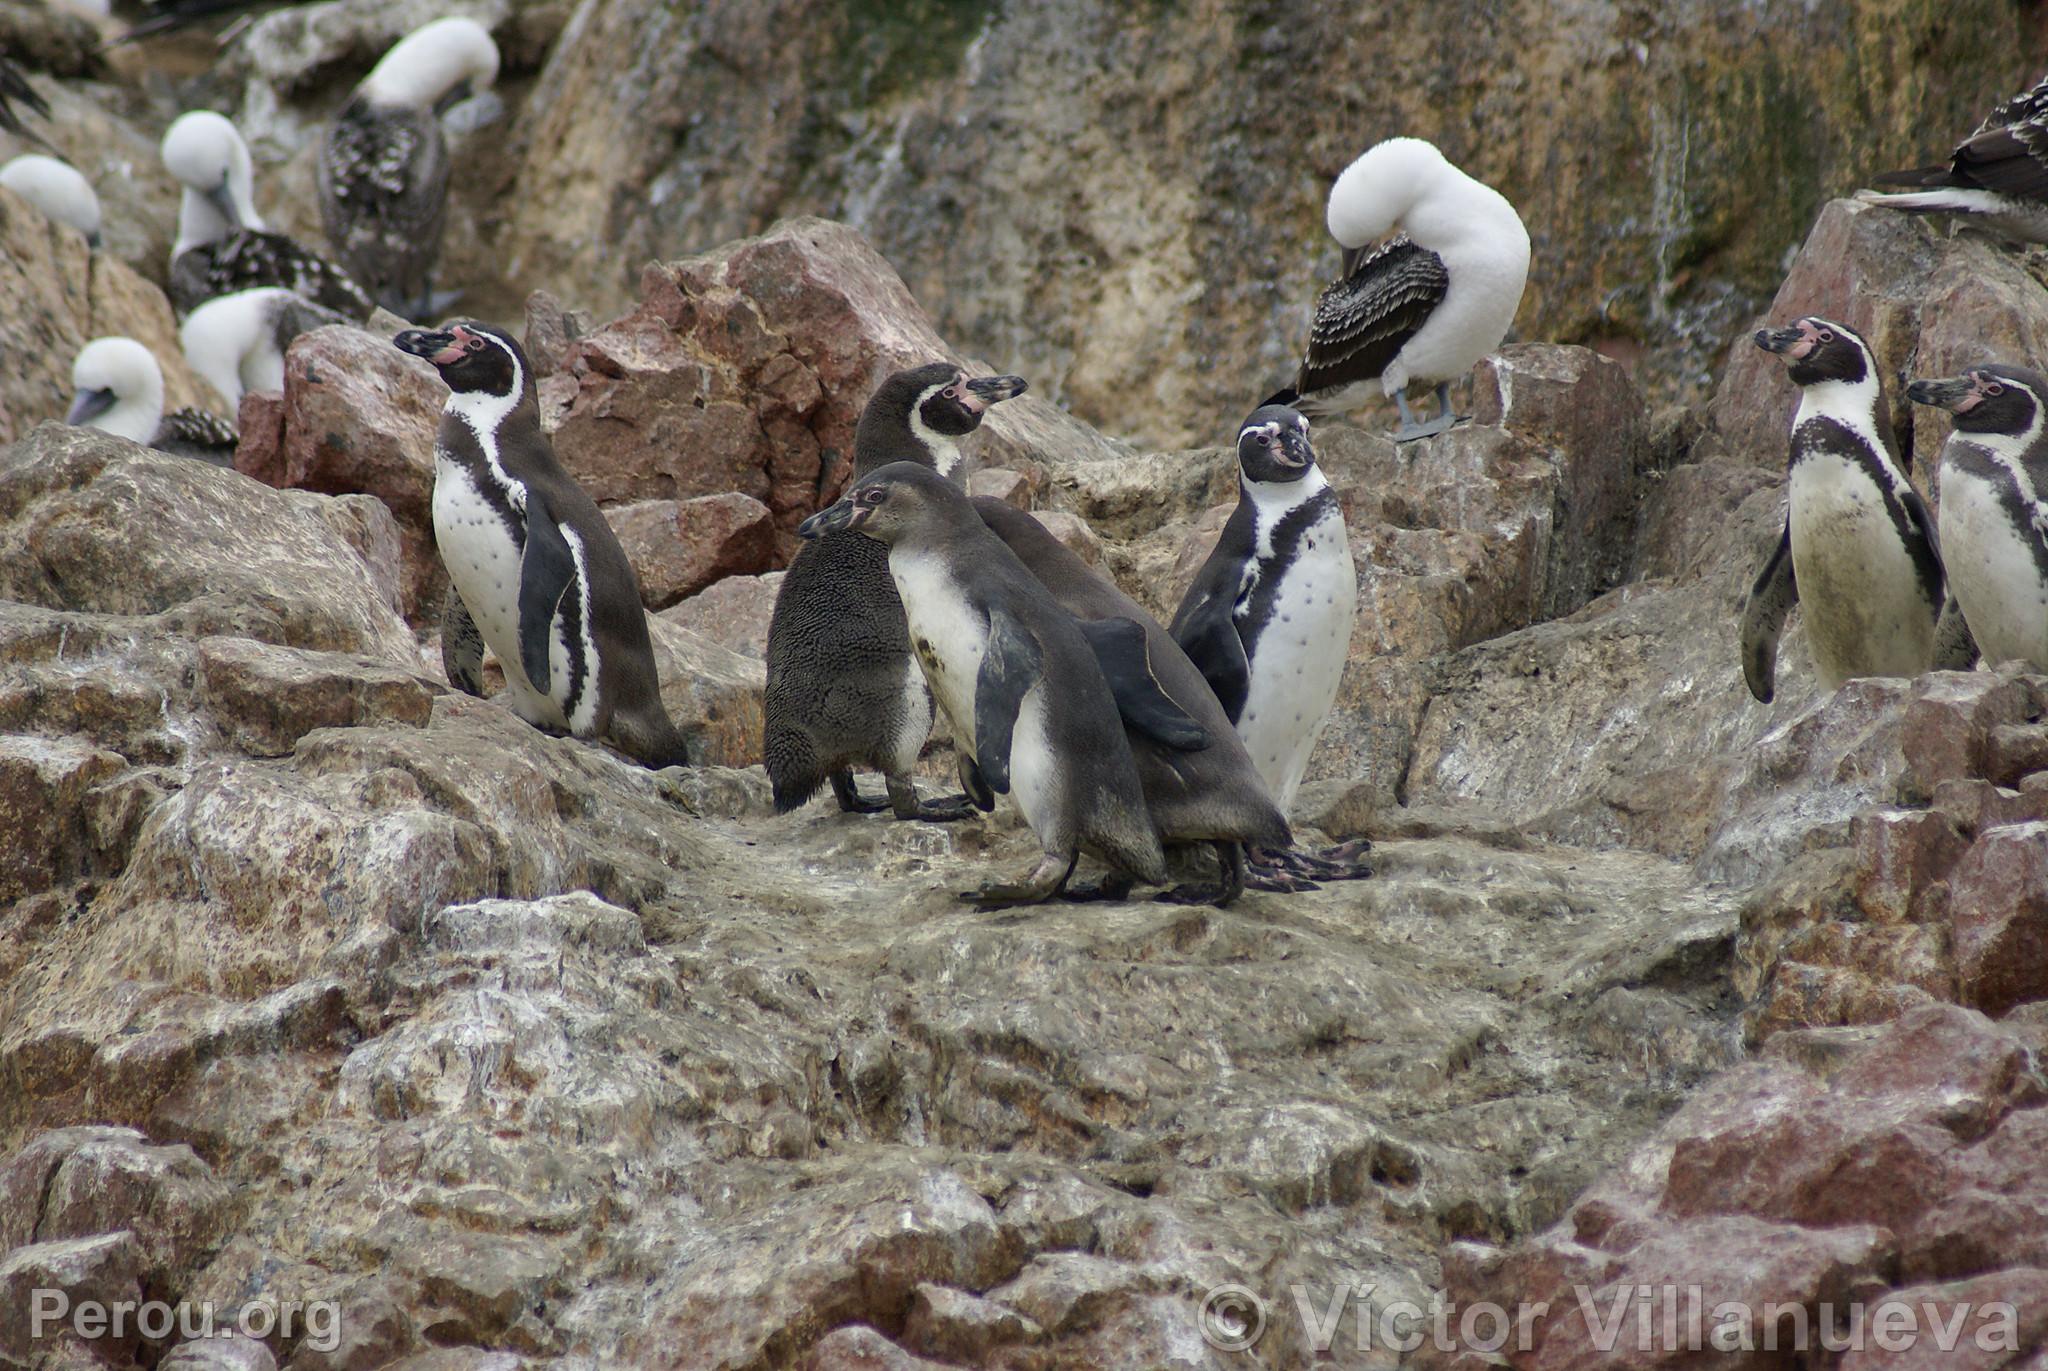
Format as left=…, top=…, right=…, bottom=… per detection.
left=853, top=362, right=1028, bottom=474
left=1235, top=404, right=1316, bottom=485
left=1754, top=315, right=1873, bottom=390
left=800, top=460, right=966, bottom=545
left=1907, top=364, right=2048, bottom=437
left=395, top=321, right=532, bottom=403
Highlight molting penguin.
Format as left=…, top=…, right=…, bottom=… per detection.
left=976, top=497, right=1290, bottom=906
left=1908, top=364, right=2048, bottom=672
left=1740, top=316, right=1973, bottom=700
left=765, top=361, right=1026, bottom=820
left=802, top=462, right=1168, bottom=906
left=161, top=111, right=374, bottom=319
left=1276, top=137, right=1530, bottom=441
left=1861, top=74, right=2048, bottom=243
left=1, top=155, right=101, bottom=246
left=179, top=286, right=350, bottom=408
left=66, top=337, right=237, bottom=465
left=319, top=17, right=499, bottom=319
left=394, top=321, right=692, bottom=769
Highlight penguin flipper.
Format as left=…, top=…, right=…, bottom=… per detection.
left=1739, top=518, right=1798, bottom=704
left=973, top=608, right=1043, bottom=794
left=441, top=584, right=486, bottom=697
left=1075, top=617, right=1209, bottom=751
left=1168, top=589, right=1252, bottom=725
left=517, top=492, right=578, bottom=696
left=1934, top=596, right=1980, bottom=671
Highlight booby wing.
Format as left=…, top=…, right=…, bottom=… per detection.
left=319, top=100, right=451, bottom=315
left=973, top=607, right=1042, bottom=794
left=154, top=408, right=239, bottom=466
left=1873, top=74, right=2048, bottom=201
left=1296, top=235, right=1450, bottom=399
left=0, top=58, right=48, bottom=139
left=171, top=230, right=375, bottom=320
left=1739, top=519, right=1798, bottom=704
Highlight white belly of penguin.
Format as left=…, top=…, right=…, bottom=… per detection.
left=1942, top=468, right=2048, bottom=671
left=892, top=549, right=988, bottom=754
left=1237, top=513, right=1358, bottom=811
left=1788, top=453, right=1935, bottom=689
left=432, top=455, right=576, bottom=731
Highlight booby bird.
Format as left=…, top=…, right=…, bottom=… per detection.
left=0, top=58, right=48, bottom=139
left=160, top=110, right=374, bottom=319
left=0, top=154, right=101, bottom=246
left=1276, top=137, right=1530, bottom=442
left=319, top=17, right=499, bottom=319
left=1861, top=74, right=2048, bottom=243
left=1907, top=364, right=2048, bottom=672
left=1739, top=316, right=1974, bottom=700
left=178, top=287, right=349, bottom=409
left=66, top=337, right=238, bottom=465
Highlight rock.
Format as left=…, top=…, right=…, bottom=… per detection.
left=657, top=571, right=782, bottom=661
left=900, top=1283, right=1043, bottom=1362
left=195, top=637, right=438, bottom=757
left=1949, top=822, right=2048, bottom=1017
left=647, top=617, right=764, bottom=767
left=540, top=218, right=1127, bottom=561
left=1900, top=672, right=2039, bottom=801
left=1030, top=509, right=1102, bottom=566
left=160, top=1333, right=278, bottom=1371
left=966, top=467, right=1035, bottom=510
left=606, top=493, right=776, bottom=609
left=802, top=1325, right=953, bottom=1371
left=521, top=288, right=586, bottom=376
left=0, top=1232, right=145, bottom=1365
left=1907, top=234, right=2048, bottom=473
left=237, top=325, right=448, bottom=625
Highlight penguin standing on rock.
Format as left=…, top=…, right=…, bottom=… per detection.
left=1907, top=364, right=2048, bottom=672
left=395, top=322, right=692, bottom=770
left=161, top=110, right=374, bottom=318
left=320, top=17, right=500, bottom=319
left=1740, top=316, right=1974, bottom=701
left=1274, top=137, right=1530, bottom=441
left=801, top=463, right=1169, bottom=907
left=1170, top=405, right=1368, bottom=887
left=765, top=362, right=1026, bottom=820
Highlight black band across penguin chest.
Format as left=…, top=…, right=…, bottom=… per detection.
left=1234, top=489, right=1342, bottom=659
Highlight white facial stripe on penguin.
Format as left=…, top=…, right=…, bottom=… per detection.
left=908, top=381, right=966, bottom=477
left=444, top=332, right=523, bottom=490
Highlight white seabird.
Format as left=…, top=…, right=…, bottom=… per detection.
left=319, top=16, right=499, bottom=319
left=1280, top=136, right=1531, bottom=442
left=1861, top=74, right=2048, bottom=243
left=66, top=337, right=239, bottom=465
left=179, top=286, right=350, bottom=408
left=0, top=154, right=101, bottom=246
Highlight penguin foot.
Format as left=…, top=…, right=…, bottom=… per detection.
left=1244, top=862, right=1321, bottom=894
left=961, top=854, right=1076, bottom=908
left=1156, top=882, right=1238, bottom=908
left=1061, top=873, right=1137, bottom=903
left=1252, top=840, right=1374, bottom=881
left=829, top=771, right=893, bottom=814
left=886, top=777, right=980, bottom=822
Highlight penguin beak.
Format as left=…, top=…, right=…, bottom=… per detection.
left=960, top=374, right=1028, bottom=414
left=206, top=178, right=243, bottom=231
left=1906, top=376, right=1981, bottom=414
left=1754, top=326, right=1807, bottom=358
left=394, top=328, right=464, bottom=367
left=799, top=499, right=867, bottom=538
left=65, top=388, right=115, bottom=426
left=1276, top=424, right=1314, bottom=469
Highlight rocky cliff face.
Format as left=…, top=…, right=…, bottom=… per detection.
left=5, top=190, right=2048, bottom=1369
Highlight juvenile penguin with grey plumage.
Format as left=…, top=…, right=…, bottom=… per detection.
left=395, top=321, right=691, bottom=769
left=765, top=362, right=1026, bottom=820
left=320, top=17, right=499, bottom=318
left=1908, top=363, right=2048, bottom=672
left=802, top=462, right=1168, bottom=906
left=1741, top=316, right=1974, bottom=701
left=1170, top=405, right=1367, bottom=885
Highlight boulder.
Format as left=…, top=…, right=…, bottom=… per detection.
left=607, top=493, right=775, bottom=609
left=658, top=571, right=782, bottom=660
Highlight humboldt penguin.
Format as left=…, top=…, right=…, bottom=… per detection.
left=394, top=321, right=692, bottom=769
left=1273, top=137, right=1530, bottom=441
left=1, top=155, right=101, bottom=246
left=977, top=498, right=1290, bottom=905
left=319, top=17, right=500, bottom=318
left=1741, top=316, right=1973, bottom=700
left=66, top=337, right=238, bottom=465
left=1169, top=405, right=1367, bottom=884
left=178, top=286, right=350, bottom=408
left=1861, top=73, right=2048, bottom=243
left=801, top=462, right=1167, bottom=906
left=765, top=361, right=1026, bottom=820
left=161, top=110, right=374, bottom=319
left=1908, top=364, right=2048, bottom=672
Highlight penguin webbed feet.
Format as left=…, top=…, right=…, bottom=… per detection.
left=1153, top=840, right=1247, bottom=908
left=1244, top=839, right=1374, bottom=891
left=962, top=853, right=1079, bottom=908
left=886, top=775, right=982, bottom=823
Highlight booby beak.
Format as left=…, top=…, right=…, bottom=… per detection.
left=798, top=498, right=867, bottom=538
left=205, top=177, right=244, bottom=232
left=1753, top=325, right=1807, bottom=357
left=1905, top=375, right=1982, bottom=414
left=394, top=327, right=466, bottom=367
left=1339, top=244, right=1365, bottom=279
left=65, top=388, right=115, bottom=426
left=960, top=374, right=1028, bottom=414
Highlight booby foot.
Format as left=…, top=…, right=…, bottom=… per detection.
left=960, top=855, right=1075, bottom=908
left=1390, top=412, right=1459, bottom=442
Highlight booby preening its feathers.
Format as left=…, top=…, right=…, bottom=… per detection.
left=179, top=286, right=350, bottom=409
left=1287, top=136, right=1530, bottom=441
left=66, top=337, right=238, bottom=466
left=1861, top=74, right=2048, bottom=242
left=0, top=154, right=101, bottom=246
left=320, top=18, right=500, bottom=318
left=161, top=110, right=374, bottom=319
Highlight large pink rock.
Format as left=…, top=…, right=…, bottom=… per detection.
left=606, top=493, right=775, bottom=610
left=1948, top=821, right=2048, bottom=1017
